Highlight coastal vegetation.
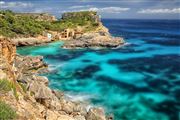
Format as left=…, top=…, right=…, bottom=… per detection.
left=0, top=101, right=17, bottom=120
left=0, top=79, right=19, bottom=99
left=0, top=10, right=100, bottom=38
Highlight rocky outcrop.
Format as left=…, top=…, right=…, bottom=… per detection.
left=11, top=37, right=53, bottom=47
left=86, top=108, right=106, bottom=120
left=62, top=31, right=124, bottom=49
left=0, top=37, right=108, bottom=120
left=61, top=13, right=125, bottom=49
left=0, top=37, right=16, bottom=80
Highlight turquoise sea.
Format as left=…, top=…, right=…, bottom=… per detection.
left=17, top=19, right=180, bottom=120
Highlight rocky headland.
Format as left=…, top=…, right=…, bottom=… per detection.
left=0, top=37, right=111, bottom=120
left=0, top=10, right=124, bottom=120
left=0, top=10, right=125, bottom=48
left=62, top=31, right=124, bottom=49
left=60, top=12, right=125, bottom=49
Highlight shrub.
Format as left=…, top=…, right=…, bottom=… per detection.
left=0, top=79, right=12, bottom=92
left=0, top=101, right=17, bottom=120
left=0, top=10, right=100, bottom=37
left=0, top=79, right=18, bottom=99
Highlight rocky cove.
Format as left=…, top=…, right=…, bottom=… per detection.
left=0, top=37, right=112, bottom=120
left=0, top=11, right=122, bottom=120
left=0, top=10, right=124, bottom=48
left=1, top=18, right=179, bottom=120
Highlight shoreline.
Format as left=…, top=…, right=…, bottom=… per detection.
left=0, top=10, right=124, bottom=120
left=0, top=38, right=112, bottom=120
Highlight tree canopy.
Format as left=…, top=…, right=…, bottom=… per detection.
left=0, top=10, right=100, bottom=38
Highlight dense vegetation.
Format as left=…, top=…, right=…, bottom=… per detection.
left=0, top=10, right=99, bottom=38
left=0, top=10, right=45, bottom=37
left=0, top=101, right=17, bottom=120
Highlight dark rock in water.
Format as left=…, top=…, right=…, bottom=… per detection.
left=152, top=100, right=180, bottom=120
left=145, top=39, right=180, bottom=46
left=108, top=54, right=180, bottom=75
left=74, top=65, right=101, bottom=79
left=146, top=79, right=172, bottom=94
left=46, top=51, right=85, bottom=61
left=115, top=48, right=145, bottom=53
left=96, top=75, right=152, bottom=93
left=81, top=59, right=92, bottom=62
left=171, top=88, right=180, bottom=102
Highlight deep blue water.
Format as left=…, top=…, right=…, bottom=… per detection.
left=17, top=19, right=180, bottom=120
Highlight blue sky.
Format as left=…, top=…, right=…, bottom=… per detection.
left=0, top=0, right=180, bottom=19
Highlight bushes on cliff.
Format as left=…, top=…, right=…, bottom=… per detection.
left=0, top=10, right=100, bottom=37
left=0, top=10, right=45, bottom=37
left=0, top=101, right=17, bottom=120
left=0, top=79, right=18, bottom=99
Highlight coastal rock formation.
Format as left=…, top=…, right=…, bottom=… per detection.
left=0, top=37, right=108, bottom=120
left=62, top=31, right=124, bottom=49
left=61, top=11, right=125, bottom=49
left=0, top=37, right=16, bottom=80
left=12, top=37, right=52, bottom=46
left=86, top=108, right=106, bottom=120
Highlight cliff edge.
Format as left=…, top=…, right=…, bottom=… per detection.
left=60, top=11, right=125, bottom=49
left=0, top=10, right=124, bottom=48
left=0, top=37, right=112, bottom=120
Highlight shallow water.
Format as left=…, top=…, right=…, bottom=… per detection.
left=17, top=19, right=180, bottom=120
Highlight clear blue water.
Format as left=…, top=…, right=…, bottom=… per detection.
left=17, top=19, right=180, bottom=120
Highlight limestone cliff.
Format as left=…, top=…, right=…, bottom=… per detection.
left=0, top=37, right=110, bottom=120
left=0, top=37, right=16, bottom=80
left=60, top=11, right=125, bottom=49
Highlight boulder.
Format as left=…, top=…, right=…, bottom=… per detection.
left=74, top=115, right=86, bottom=120
left=86, top=107, right=106, bottom=120
left=57, top=115, right=75, bottom=120
left=61, top=101, right=75, bottom=114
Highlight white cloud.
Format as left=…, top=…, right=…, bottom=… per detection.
left=138, top=8, right=180, bottom=14
left=69, top=5, right=93, bottom=9
left=0, top=1, right=33, bottom=9
left=98, top=7, right=130, bottom=13
left=31, top=8, right=53, bottom=13
left=0, top=1, right=5, bottom=5
left=63, top=6, right=130, bottom=14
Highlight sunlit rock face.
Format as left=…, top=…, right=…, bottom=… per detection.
left=0, top=37, right=16, bottom=80
left=61, top=12, right=125, bottom=49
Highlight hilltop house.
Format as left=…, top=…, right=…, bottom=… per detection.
left=60, top=28, right=83, bottom=40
